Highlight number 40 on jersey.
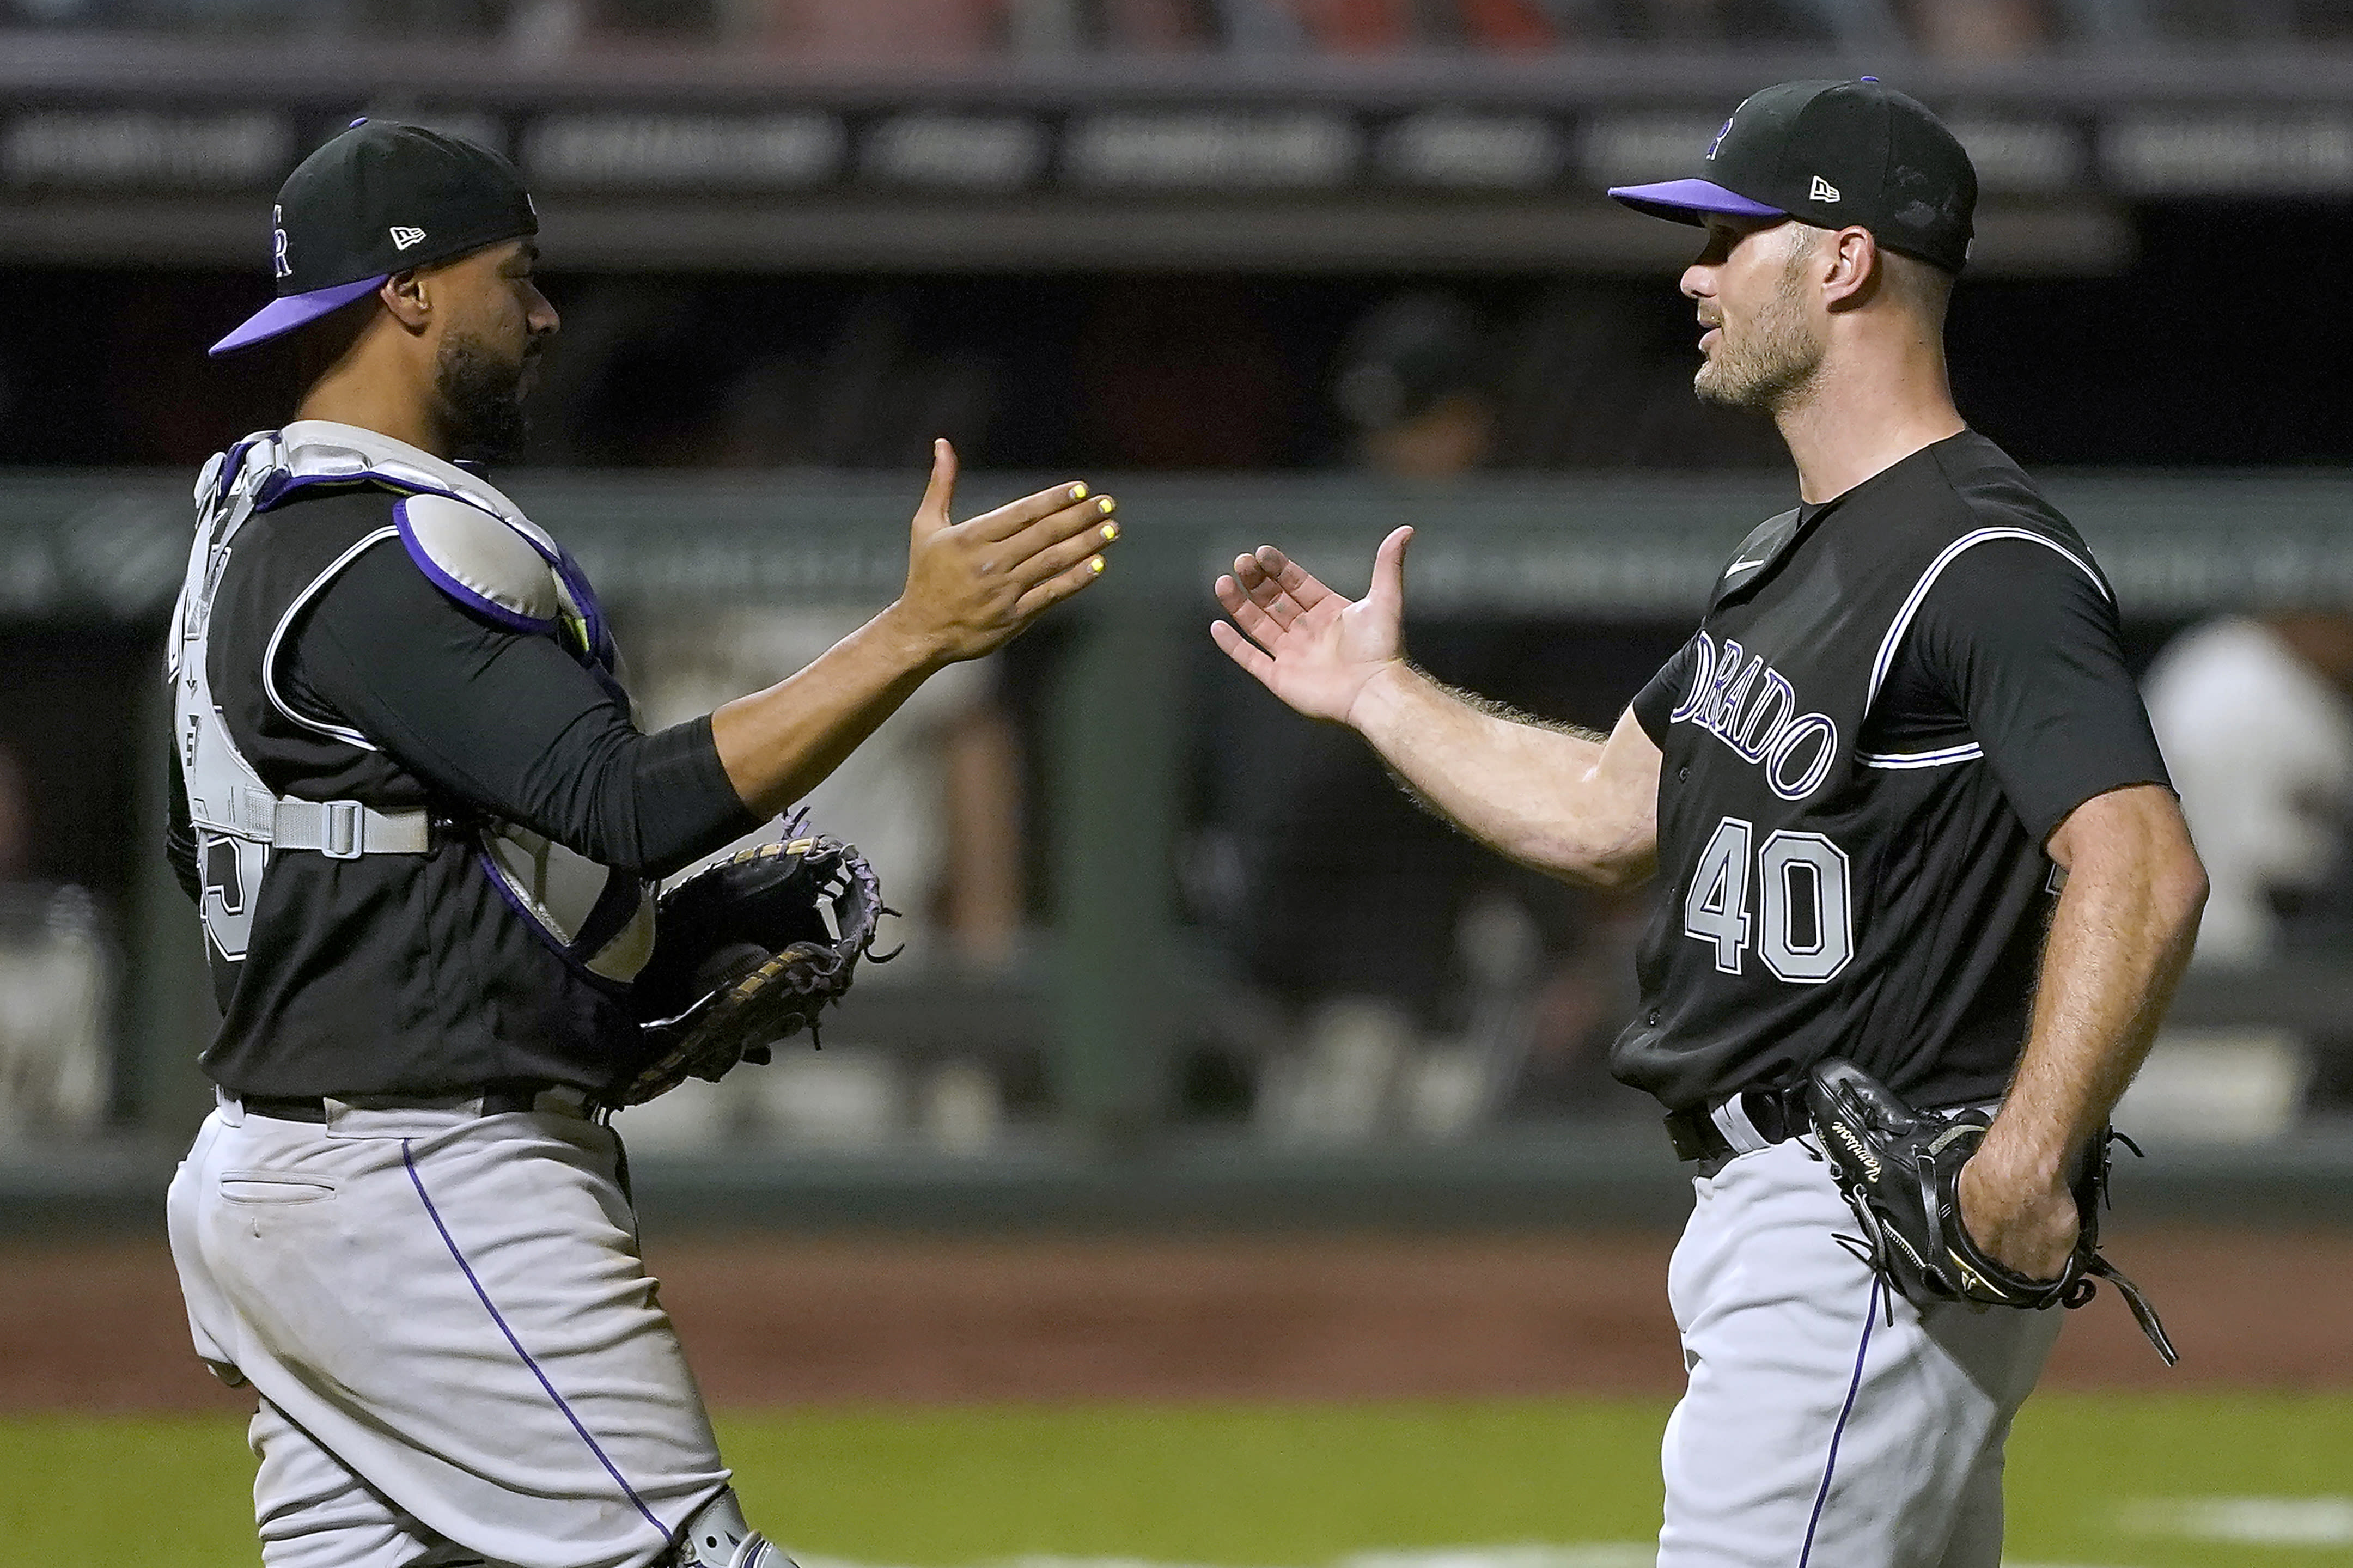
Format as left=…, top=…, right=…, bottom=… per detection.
left=1683, top=816, right=1854, bottom=983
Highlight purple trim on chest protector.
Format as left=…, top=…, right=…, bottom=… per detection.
left=399, top=1138, right=672, bottom=1545
left=1797, top=1276, right=1881, bottom=1567
left=568, top=862, right=648, bottom=968
left=211, top=438, right=259, bottom=511
left=473, top=845, right=638, bottom=996
left=392, top=498, right=561, bottom=634
left=552, top=546, right=617, bottom=672
left=241, top=456, right=618, bottom=677
left=251, top=465, right=426, bottom=514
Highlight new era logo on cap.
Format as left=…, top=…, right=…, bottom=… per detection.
left=1809, top=175, right=1840, bottom=203
left=389, top=225, right=428, bottom=251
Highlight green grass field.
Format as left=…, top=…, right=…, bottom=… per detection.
left=4, top=1394, right=2346, bottom=1567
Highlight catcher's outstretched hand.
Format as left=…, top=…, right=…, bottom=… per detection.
left=1211, top=526, right=1413, bottom=726
left=899, top=440, right=1120, bottom=664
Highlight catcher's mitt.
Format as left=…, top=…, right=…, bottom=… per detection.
left=621, top=815, right=889, bottom=1106
left=1802, top=1057, right=2175, bottom=1364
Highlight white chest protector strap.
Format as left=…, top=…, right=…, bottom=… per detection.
left=192, top=778, right=431, bottom=857
left=171, top=424, right=654, bottom=985
left=276, top=798, right=431, bottom=857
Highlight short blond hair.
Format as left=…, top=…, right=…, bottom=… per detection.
left=1786, top=222, right=1954, bottom=325
left=1880, top=245, right=1956, bottom=325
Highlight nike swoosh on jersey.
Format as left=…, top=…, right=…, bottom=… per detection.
left=1724, top=556, right=1771, bottom=576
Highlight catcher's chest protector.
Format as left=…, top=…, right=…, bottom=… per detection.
left=168, top=421, right=655, bottom=992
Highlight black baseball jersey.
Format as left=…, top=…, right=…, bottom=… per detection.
left=166, top=481, right=755, bottom=1099
left=1612, top=431, right=2171, bottom=1112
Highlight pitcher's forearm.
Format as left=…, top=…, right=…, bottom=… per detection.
left=1980, top=789, right=2206, bottom=1184
left=1347, top=663, right=1654, bottom=886
left=710, top=604, right=944, bottom=816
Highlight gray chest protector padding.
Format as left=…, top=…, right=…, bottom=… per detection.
left=168, top=423, right=655, bottom=987
left=398, top=491, right=562, bottom=626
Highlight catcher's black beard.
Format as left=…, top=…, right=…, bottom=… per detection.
left=434, top=332, right=537, bottom=467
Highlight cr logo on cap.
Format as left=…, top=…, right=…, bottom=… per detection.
left=271, top=205, right=291, bottom=279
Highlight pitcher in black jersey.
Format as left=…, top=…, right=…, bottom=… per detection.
left=1211, top=81, right=2205, bottom=1567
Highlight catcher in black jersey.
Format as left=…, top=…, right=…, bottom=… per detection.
left=166, top=121, right=1120, bottom=1568
left=1212, top=81, right=2205, bottom=1566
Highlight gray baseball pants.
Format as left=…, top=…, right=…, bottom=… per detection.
left=1657, top=1136, right=2065, bottom=1567
left=168, top=1092, right=730, bottom=1568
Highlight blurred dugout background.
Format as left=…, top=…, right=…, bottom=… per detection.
left=2, top=0, right=2352, bottom=1229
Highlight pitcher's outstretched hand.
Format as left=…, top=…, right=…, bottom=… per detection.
left=1211, top=526, right=1413, bottom=725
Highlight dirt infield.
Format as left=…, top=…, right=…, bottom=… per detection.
left=3, top=1228, right=2345, bottom=1412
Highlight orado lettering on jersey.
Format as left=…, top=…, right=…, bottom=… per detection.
left=1667, top=631, right=1839, bottom=801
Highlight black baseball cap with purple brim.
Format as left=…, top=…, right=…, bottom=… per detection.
left=210, top=119, right=538, bottom=357
left=1607, top=79, right=1977, bottom=275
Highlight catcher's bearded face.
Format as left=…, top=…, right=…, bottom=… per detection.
left=424, top=239, right=558, bottom=465
left=1684, top=217, right=1826, bottom=416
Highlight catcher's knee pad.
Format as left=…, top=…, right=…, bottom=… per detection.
left=672, top=1488, right=795, bottom=1568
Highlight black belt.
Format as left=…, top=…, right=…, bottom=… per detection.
left=1663, top=1083, right=1807, bottom=1176
left=237, top=1083, right=567, bottom=1123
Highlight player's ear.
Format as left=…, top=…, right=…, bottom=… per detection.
left=1820, top=227, right=1879, bottom=312
left=379, top=270, right=432, bottom=332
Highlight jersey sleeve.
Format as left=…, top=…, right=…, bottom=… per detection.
left=1633, top=634, right=1701, bottom=746
left=285, top=540, right=760, bottom=878
left=1907, top=538, right=2172, bottom=844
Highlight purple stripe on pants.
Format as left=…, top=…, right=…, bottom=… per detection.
left=1798, top=1276, right=1882, bottom=1567
left=401, top=1137, right=673, bottom=1546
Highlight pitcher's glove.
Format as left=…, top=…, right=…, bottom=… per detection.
left=621, top=816, right=890, bottom=1106
left=1802, top=1057, right=2175, bottom=1364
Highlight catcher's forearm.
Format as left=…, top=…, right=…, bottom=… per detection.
left=1981, top=785, right=2206, bottom=1182
left=1346, top=662, right=1659, bottom=888
left=710, top=605, right=944, bottom=817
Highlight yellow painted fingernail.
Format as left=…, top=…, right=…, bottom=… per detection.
left=1100, top=523, right=1119, bottom=542
left=1070, top=483, right=1089, bottom=501
left=1097, top=496, right=1115, bottom=514
left=1089, top=556, right=1105, bottom=574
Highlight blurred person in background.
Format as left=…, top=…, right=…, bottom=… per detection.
left=0, top=743, right=112, bottom=1139
left=538, top=286, right=998, bottom=468
left=1009, top=0, right=1215, bottom=50
left=1213, top=290, right=1533, bottom=1139
left=632, top=615, right=1021, bottom=963
left=754, top=0, right=999, bottom=61
left=1333, top=292, right=1498, bottom=479
left=621, top=610, right=1025, bottom=1150
left=1906, top=0, right=2050, bottom=56
left=2143, top=609, right=2353, bottom=967
left=1208, top=292, right=1669, bottom=1134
